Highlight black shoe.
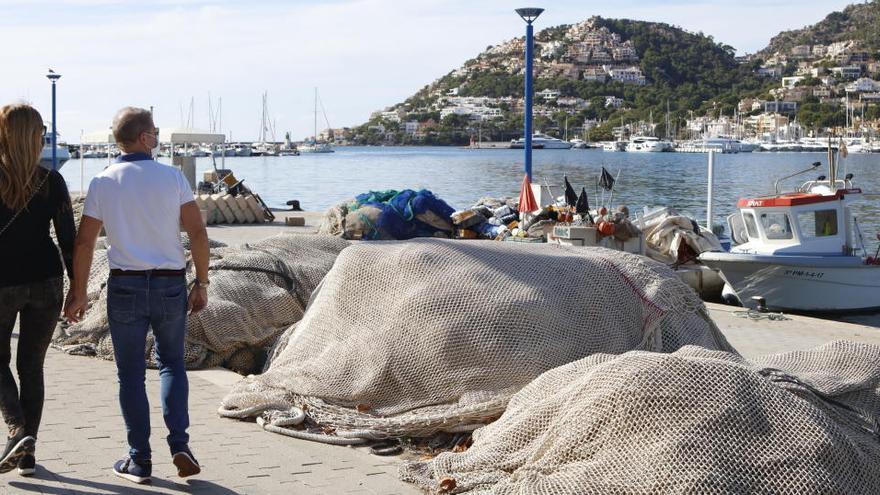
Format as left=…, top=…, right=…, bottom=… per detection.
left=113, top=457, right=152, bottom=484
left=172, top=447, right=200, bottom=478
left=0, top=434, right=35, bottom=474
left=17, top=454, right=35, bottom=476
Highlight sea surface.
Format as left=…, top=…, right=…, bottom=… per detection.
left=62, top=146, right=880, bottom=253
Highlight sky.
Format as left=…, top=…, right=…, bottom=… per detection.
left=0, top=0, right=856, bottom=142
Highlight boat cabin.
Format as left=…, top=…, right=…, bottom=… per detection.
left=727, top=180, right=862, bottom=257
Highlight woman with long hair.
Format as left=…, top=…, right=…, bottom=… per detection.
left=0, top=103, right=75, bottom=476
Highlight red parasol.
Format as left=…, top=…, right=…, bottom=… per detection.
left=518, top=174, right=538, bottom=213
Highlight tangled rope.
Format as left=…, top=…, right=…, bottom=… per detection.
left=733, top=309, right=790, bottom=321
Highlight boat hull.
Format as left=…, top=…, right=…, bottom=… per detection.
left=509, top=142, right=544, bottom=149
left=40, top=145, right=70, bottom=171
left=699, top=252, right=880, bottom=312
left=299, top=147, right=334, bottom=153
left=674, top=264, right=725, bottom=300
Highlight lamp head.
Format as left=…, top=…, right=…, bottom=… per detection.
left=515, top=7, right=544, bottom=23
left=46, top=69, right=61, bottom=82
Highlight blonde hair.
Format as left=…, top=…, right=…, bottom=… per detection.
left=0, top=104, right=44, bottom=210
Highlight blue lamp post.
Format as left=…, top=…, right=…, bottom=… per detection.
left=516, top=7, right=543, bottom=183
left=46, top=69, right=61, bottom=171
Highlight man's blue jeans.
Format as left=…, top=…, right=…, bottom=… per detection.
left=107, top=273, right=189, bottom=462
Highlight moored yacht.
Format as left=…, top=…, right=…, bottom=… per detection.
left=569, top=138, right=588, bottom=149
left=510, top=133, right=572, bottom=149
left=625, top=136, right=672, bottom=152
left=676, top=137, right=758, bottom=153
left=298, top=141, right=334, bottom=153
left=234, top=144, right=253, bottom=157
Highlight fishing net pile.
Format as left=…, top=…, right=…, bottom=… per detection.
left=52, top=233, right=349, bottom=373
left=219, top=239, right=733, bottom=441
left=400, top=340, right=880, bottom=494
left=318, top=189, right=455, bottom=240
left=642, top=208, right=723, bottom=264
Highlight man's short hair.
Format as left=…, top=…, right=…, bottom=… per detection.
left=112, top=107, right=154, bottom=147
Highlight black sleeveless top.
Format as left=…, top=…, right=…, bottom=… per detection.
left=0, top=168, right=76, bottom=287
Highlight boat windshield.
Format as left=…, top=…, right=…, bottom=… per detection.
left=759, top=212, right=794, bottom=240
left=743, top=212, right=760, bottom=240
left=796, top=209, right=838, bottom=238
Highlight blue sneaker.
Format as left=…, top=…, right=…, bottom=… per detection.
left=172, top=447, right=200, bottom=478
left=113, top=457, right=152, bottom=484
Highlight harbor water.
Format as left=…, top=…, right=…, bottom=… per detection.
left=61, top=147, right=880, bottom=252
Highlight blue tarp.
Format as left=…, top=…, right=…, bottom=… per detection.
left=352, top=189, right=455, bottom=240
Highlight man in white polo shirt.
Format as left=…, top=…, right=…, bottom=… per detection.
left=64, top=107, right=209, bottom=484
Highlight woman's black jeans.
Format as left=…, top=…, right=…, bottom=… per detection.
left=0, top=277, right=63, bottom=439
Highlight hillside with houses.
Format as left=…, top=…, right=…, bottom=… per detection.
left=326, top=6, right=880, bottom=146
left=744, top=1, right=880, bottom=139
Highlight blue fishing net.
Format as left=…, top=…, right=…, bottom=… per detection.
left=351, top=189, right=454, bottom=240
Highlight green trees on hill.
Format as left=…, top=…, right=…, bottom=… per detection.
left=354, top=12, right=872, bottom=145
left=763, top=1, right=880, bottom=55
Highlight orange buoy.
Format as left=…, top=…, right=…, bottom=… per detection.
left=597, top=220, right=615, bottom=236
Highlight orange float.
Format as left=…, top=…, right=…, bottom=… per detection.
left=597, top=221, right=615, bottom=236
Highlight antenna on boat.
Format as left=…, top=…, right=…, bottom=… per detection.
left=827, top=130, right=836, bottom=191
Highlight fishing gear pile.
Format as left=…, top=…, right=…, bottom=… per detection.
left=319, top=189, right=454, bottom=240
left=53, top=234, right=349, bottom=373
left=219, top=239, right=732, bottom=442
left=401, top=340, right=880, bottom=494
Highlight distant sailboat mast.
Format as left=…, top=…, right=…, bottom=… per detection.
left=314, top=87, right=318, bottom=144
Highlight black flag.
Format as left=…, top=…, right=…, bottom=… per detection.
left=563, top=175, right=578, bottom=207
left=599, top=167, right=616, bottom=191
left=576, top=187, right=593, bottom=224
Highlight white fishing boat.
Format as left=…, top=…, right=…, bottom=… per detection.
left=509, top=133, right=572, bottom=149
left=39, top=128, right=70, bottom=170
left=700, top=157, right=880, bottom=313
left=625, top=136, right=672, bottom=152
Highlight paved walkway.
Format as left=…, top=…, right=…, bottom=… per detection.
left=2, top=327, right=420, bottom=495
left=705, top=302, right=880, bottom=358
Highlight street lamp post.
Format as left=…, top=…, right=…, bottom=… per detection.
left=515, top=7, right=543, bottom=183
left=46, top=69, right=62, bottom=171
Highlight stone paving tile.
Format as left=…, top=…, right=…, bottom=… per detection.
left=0, top=332, right=422, bottom=495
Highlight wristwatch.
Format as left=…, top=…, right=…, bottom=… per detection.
left=194, top=279, right=211, bottom=288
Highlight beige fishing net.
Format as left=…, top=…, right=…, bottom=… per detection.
left=219, top=239, right=733, bottom=441
left=53, top=234, right=349, bottom=373
left=400, top=341, right=880, bottom=494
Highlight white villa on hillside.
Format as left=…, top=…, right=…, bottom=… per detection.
left=782, top=76, right=805, bottom=89
left=604, top=65, right=646, bottom=85
left=537, top=88, right=561, bottom=100
left=845, top=78, right=880, bottom=93
left=605, top=96, right=624, bottom=108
